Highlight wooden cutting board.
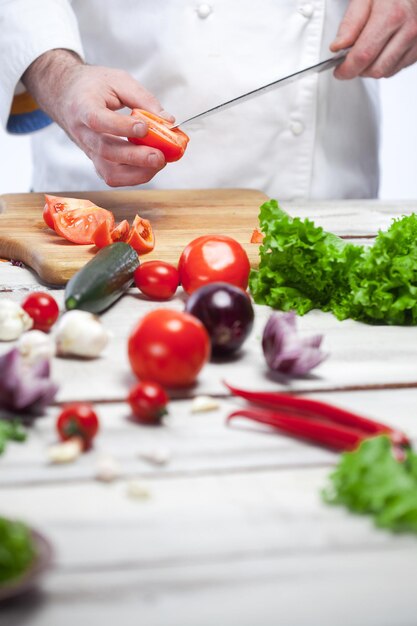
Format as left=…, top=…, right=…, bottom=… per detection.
left=0, top=188, right=268, bottom=285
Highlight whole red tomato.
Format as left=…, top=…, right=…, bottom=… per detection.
left=128, top=309, right=210, bottom=388
left=56, top=403, right=100, bottom=450
left=21, top=291, right=59, bottom=332
left=128, top=380, right=169, bottom=424
left=134, top=261, right=179, bottom=300
left=178, top=235, right=251, bottom=295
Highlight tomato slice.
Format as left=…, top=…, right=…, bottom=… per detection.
left=43, top=194, right=96, bottom=230
left=126, top=215, right=155, bottom=254
left=128, top=109, right=189, bottom=162
left=53, top=206, right=115, bottom=244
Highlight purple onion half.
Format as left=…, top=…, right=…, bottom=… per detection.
left=262, top=311, right=328, bottom=376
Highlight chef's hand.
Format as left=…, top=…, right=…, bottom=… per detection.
left=22, top=49, right=174, bottom=186
left=331, top=0, right=417, bottom=79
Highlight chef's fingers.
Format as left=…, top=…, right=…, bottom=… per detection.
left=333, top=8, right=399, bottom=79
left=79, top=105, right=151, bottom=140
left=79, top=127, right=166, bottom=170
left=94, top=158, right=164, bottom=187
left=384, top=43, right=417, bottom=77
left=330, top=0, right=372, bottom=51
left=107, top=69, right=175, bottom=123
left=360, top=27, right=417, bottom=78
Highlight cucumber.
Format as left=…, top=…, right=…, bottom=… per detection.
left=65, top=242, right=140, bottom=313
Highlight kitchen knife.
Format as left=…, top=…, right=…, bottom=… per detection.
left=171, top=49, right=349, bottom=129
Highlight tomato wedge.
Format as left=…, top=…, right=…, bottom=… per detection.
left=128, top=109, right=189, bottom=162
left=126, top=215, right=155, bottom=254
left=92, top=219, right=130, bottom=248
left=92, top=215, right=155, bottom=255
left=43, top=194, right=97, bottom=230
left=53, top=205, right=115, bottom=244
left=250, top=228, right=264, bottom=243
left=111, top=219, right=130, bottom=242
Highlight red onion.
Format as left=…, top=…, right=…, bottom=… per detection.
left=0, top=348, right=58, bottom=420
left=262, top=311, right=328, bottom=376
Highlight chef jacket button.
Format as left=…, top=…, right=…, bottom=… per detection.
left=289, top=120, right=304, bottom=136
left=299, top=3, right=314, bottom=18
left=196, top=3, right=212, bottom=18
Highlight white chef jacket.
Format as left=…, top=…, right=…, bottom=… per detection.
left=0, top=0, right=380, bottom=200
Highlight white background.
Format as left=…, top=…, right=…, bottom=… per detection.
left=1, top=64, right=417, bottom=199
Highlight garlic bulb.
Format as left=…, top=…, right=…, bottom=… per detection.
left=0, top=299, right=33, bottom=341
left=17, top=330, right=56, bottom=365
left=54, top=310, right=110, bottom=358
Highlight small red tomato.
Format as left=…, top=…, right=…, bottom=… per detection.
left=128, top=381, right=169, bottom=424
left=128, top=309, right=210, bottom=388
left=56, top=403, right=99, bottom=450
left=134, top=261, right=179, bottom=300
left=21, top=291, right=59, bottom=332
left=178, top=235, right=251, bottom=295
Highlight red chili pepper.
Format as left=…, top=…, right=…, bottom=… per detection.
left=227, top=408, right=365, bottom=451
left=225, top=382, right=410, bottom=449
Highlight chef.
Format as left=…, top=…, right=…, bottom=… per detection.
left=1, top=0, right=417, bottom=200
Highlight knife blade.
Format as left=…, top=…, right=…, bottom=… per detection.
left=171, top=49, right=349, bottom=129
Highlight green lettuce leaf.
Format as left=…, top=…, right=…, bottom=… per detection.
left=322, top=436, right=417, bottom=534
left=249, top=200, right=417, bottom=325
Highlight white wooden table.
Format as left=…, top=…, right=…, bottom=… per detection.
left=1, top=200, right=417, bottom=626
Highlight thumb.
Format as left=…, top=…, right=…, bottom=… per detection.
left=113, top=72, right=175, bottom=122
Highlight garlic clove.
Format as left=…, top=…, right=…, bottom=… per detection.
left=137, top=446, right=172, bottom=466
left=126, top=479, right=151, bottom=500
left=190, top=396, right=220, bottom=413
left=95, top=454, right=122, bottom=482
left=47, top=438, right=82, bottom=464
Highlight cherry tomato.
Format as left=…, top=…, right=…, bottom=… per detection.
left=134, top=261, right=179, bottom=300
left=43, top=194, right=97, bottom=230
left=178, top=235, right=251, bottom=295
left=128, top=309, right=210, bottom=388
left=21, top=291, right=59, bottom=332
left=128, top=109, right=189, bottom=162
left=52, top=204, right=115, bottom=244
left=56, top=403, right=99, bottom=450
left=128, top=380, right=169, bottom=424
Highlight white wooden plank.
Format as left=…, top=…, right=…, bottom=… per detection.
left=2, top=549, right=417, bottom=626
left=2, top=389, right=417, bottom=487
left=2, top=467, right=415, bottom=570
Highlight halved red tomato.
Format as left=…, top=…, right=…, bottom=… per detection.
left=126, top=215, right=155, bottom=254
left=128, top=109, right=189, bottom=162
left=53, top=205, right=115, bottom=244
left=43, top=194, right=97, bottom=230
